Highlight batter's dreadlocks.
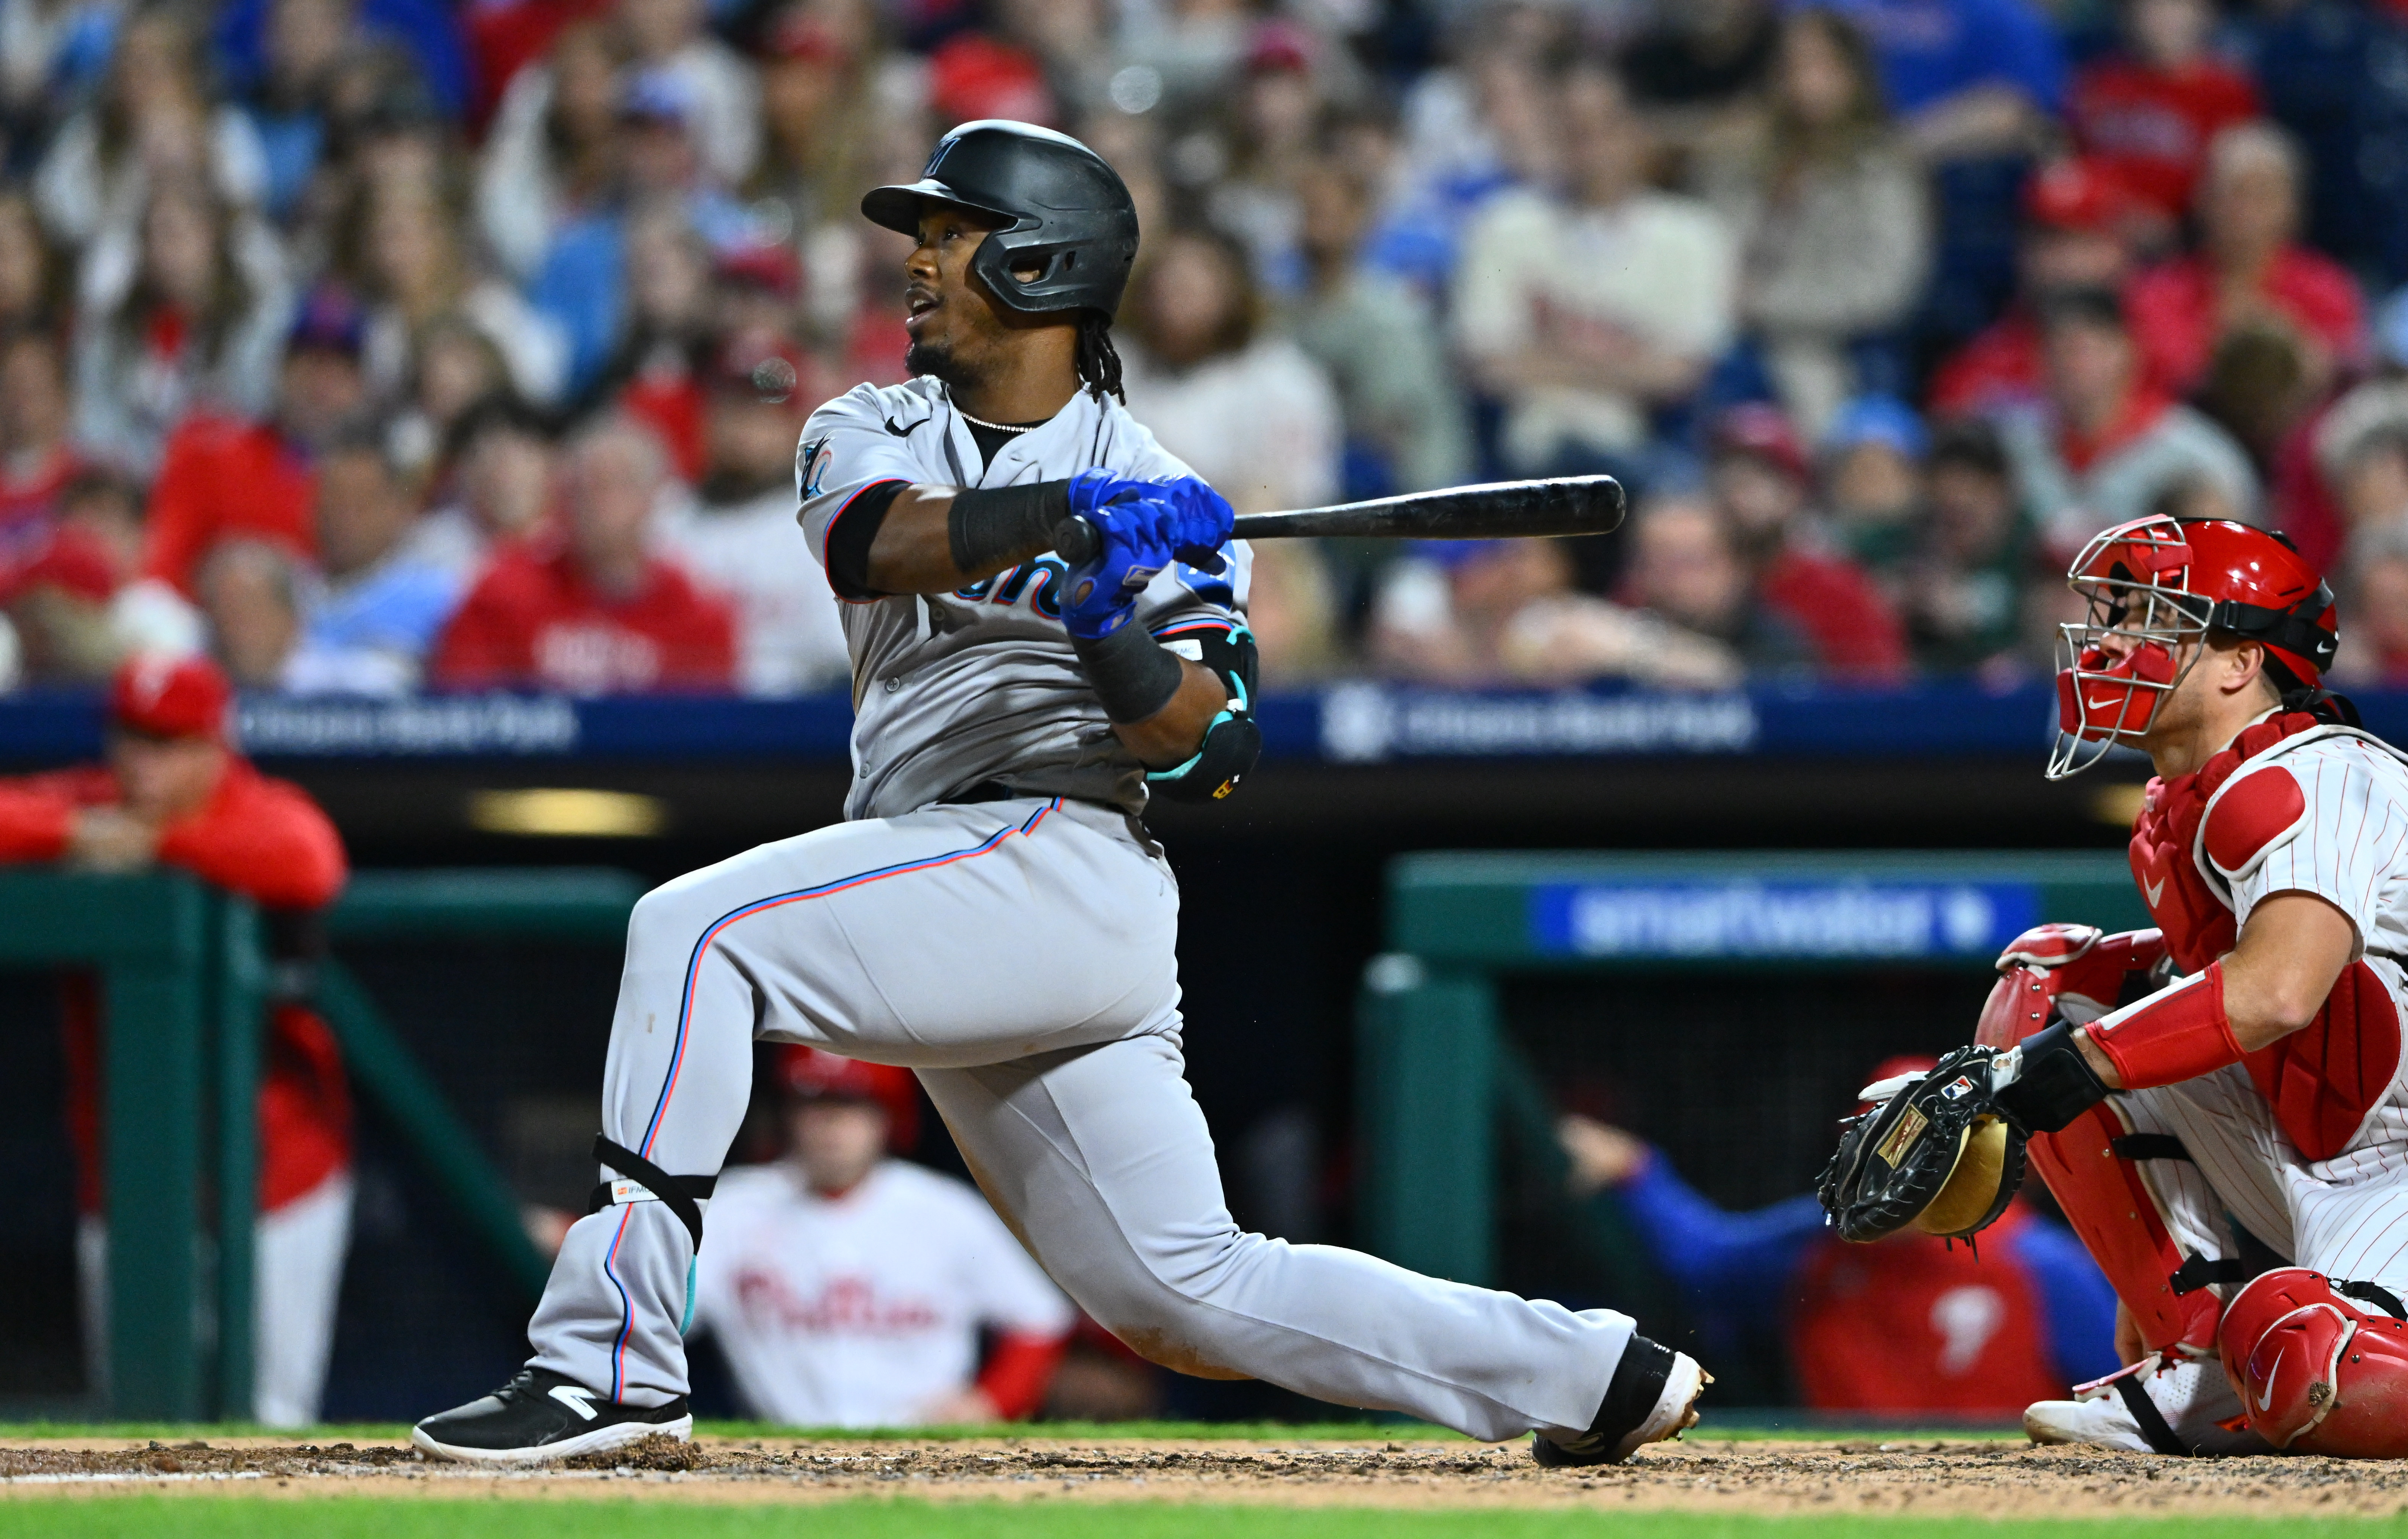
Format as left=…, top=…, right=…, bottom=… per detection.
left=1077, top=311, right=1124, bottom=402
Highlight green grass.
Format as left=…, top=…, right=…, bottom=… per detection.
left=0, top=1503, right=2396, bottom=1539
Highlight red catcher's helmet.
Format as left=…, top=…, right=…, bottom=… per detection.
left=774, top=1045, right=920, bottom=1150
left=2049, top=516, right=2339, bottom=779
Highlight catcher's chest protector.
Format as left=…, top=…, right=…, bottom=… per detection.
left=2131, top=713, right=2405, bottom=1161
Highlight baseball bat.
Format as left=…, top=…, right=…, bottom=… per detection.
left=1049, top=475, right=1626, bottom=569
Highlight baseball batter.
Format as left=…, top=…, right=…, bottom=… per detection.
left=414, top=120, right=1705, bottom=1465
left=1908, top=514, right=2408, bottom=1456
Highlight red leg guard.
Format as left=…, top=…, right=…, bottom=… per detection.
left=2219, top=1269, right=2408, bottom=1456
left=2025, top=1107, right=2224, bottom=1356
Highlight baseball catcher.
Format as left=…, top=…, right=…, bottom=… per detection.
left=1825, top=515, right=2408, bottom=1458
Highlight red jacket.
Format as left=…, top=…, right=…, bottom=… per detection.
left=2068, top=57, right=2260, bottom=219
left=0, top=758, right=353, bottom=1214
left=140, top=414, right=317, bottom=596
left=2127, top=247, right=2368, bottom=395
left=1757, top=546, right=1909, bottom=683
left=1928, top=307, right=2046, bottom=420
left=434, top=537, right=737, bottom=693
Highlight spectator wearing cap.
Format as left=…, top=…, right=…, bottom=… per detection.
left=72, top=174, right=294, bottom=476
left=1370, top=533, right=1743, bottom=689
left=654, top=330, right=847, bottom=696
left=3, top=469, right=183, bottom=685
left=691, top=1045, right=1076, bottom=1428
left=1927, top=157, right=2134, bottom=418
left=1705, top=402, right=1909, bottom=681
left=1698, top=7, right=1929, bottom=440
left=1454, top=61, right=1736, bottom=478
left=746, top=7, right=887, bottom=236
left=2065, top=0, right=2258, bottom=239
left=2000, top=285, right=2258, bottom=547
left=1899, top=417, right=2036, bottom=674
left=432, top=414, right=734, bottom=693
left=1821, top=395, right=1928, bottom=577
left=282, top=427, right=463, bottom=695
left=616, top=0, right=759, bottom=190
left=2126, top=122, right=2368, bottom=399
left=0, top=654, right=354, bottom=1427
left=1206, top=21, right=1327, bottom=301
left=137, top=285, right=369, bottom=598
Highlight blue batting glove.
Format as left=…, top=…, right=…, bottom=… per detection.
left=1060, top=492, right=1178, bottom=639
left=1066, top=468, right=1158, bottom=520
left=1157, top=476, right=1234, bottom=573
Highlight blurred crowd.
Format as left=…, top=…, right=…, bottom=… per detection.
left=1, top=0, right=2407, bottom=697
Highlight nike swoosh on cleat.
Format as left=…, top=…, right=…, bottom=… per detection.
left=550, top=1385, right=600, bottom=1421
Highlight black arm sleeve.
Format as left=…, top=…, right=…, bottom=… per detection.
left=825, top=480, right=907, bottom=599
left=949, top=480, right=1073, bottom=574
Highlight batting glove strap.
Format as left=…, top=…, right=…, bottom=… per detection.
left=2085, top=963, right=2246, bottom=1090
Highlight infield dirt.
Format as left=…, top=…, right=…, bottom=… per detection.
left=0, top=1433, right=2402, bottom=1516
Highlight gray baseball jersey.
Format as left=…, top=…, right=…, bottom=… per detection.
left=795, top=379, right=1254, bottom=821
left=514, top=375, right=1639, bottom=1445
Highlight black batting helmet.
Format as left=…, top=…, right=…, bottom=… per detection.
left=861, top=120, right=1139, bottom=317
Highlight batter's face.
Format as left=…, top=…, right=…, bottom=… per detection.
left=901, top=203, right=1044, bottom=388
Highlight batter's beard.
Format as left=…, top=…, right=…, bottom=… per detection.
left=905, top=337, right=972, bottom=388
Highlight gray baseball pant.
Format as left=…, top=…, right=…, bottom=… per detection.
left=524, top=794, right=1630, bottom=1440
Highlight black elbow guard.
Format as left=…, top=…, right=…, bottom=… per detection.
left=1147, top=623, right=1260, bottom=802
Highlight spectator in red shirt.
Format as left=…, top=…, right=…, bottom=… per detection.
left=433, top=415, right=736, bottom=693
left=1704, top=402, right=1909, bottom=681
left=1928, top=158, right=2136, bottom=418
left=2126, top=122, right=2368, bottom=397
left=0, top=655, right=353, bottom=1426
left=2067, top=0, right=2259, bottom=236
left=138, top=286, right=371, bottom=597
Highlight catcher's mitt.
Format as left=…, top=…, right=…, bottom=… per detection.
left=1816, top=1044, right=2029, bottom=1244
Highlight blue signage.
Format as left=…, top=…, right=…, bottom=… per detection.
left=1527, top=880, right=2042, bottom=961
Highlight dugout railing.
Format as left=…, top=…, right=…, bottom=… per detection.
left=0, top=867, right=641, bottom=1419
left=1354, top=851, right=2150, bottom=1290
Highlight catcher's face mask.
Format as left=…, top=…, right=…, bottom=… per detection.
left=2048, top=518, right=2206, bottom=781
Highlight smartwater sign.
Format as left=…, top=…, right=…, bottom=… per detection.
left=1527, top=880, right=2041, bottom=961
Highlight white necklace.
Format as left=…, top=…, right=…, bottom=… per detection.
left=958, top=409, right=1038, bottom=434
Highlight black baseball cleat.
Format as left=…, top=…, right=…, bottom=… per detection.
left=1532, top=1334, right=1709, bottom=1467
left=411, top=1367, right=693, bottom=1465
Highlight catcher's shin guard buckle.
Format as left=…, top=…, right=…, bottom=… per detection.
left=1818, top=1045, right=2030, bottom=1244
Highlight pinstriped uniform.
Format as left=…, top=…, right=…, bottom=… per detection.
left=2115, top=730, right=2408, bottom=1299
left=520, top=379, right=1637, bottom=1439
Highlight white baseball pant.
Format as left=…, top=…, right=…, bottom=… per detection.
left=524, top=795, right=1631, bottom=1439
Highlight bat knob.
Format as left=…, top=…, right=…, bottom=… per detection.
left=1052, top=515, right=1101, bottom=568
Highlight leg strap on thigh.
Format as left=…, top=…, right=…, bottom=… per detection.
left=589, top=1135, right=715, bottom=1251
left=2170, top=1253, right=2250, bottom=1295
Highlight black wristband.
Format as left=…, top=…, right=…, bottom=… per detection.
left=1070, top=623, right=1184, bottom=724
left=1994, top=1021, right=2113, bottom=1133
left=950, top=481, right=1073, bottom=575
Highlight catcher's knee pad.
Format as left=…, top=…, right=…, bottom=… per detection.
left=2025, top=1105, right=2223, bottom=1356
left=2219, top=1268, right=2408, bottom=1456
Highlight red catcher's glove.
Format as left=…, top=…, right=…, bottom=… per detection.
left=1975, top=923, right=2168, bottom=1048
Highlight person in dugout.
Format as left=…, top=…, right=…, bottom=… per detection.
left=0, top=654, right=351, bottom=1427
left=691, top=1045, right=1075, bottom=1427
left=1558, top=1060, right=2119, bottom=1416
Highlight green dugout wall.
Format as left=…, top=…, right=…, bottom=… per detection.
left=0, top=867, right=641, bottom=1419
left=1355, top=851, right=2150, bottom=1290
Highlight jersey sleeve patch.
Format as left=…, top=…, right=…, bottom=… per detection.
left=2204, top=764, right=2308, bottom=880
